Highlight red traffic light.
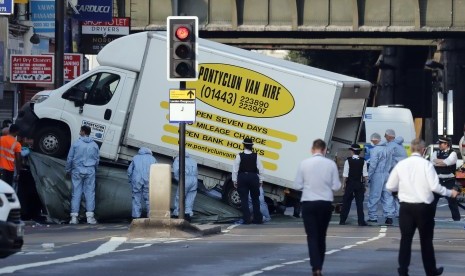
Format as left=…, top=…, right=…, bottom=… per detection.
left=175, top=26, right=190, bottom=41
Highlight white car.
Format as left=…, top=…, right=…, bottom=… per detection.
left=423, top=144, right=463, bottom=169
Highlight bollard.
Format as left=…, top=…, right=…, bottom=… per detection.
left=149, top=164, right=171, bottom=219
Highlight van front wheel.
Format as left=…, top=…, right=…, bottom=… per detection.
left=222, top=181, right=241, bottom=209
left=34, top=126, right=70, bottom=158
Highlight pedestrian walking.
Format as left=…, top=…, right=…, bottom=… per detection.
left=0, top=124, right=22, bottom=186
left=65, top=125, right=100, bottom=224
left=127, top=147, right=157, bottom=219
left=431, top=136, right=461, bottom=221
left=367, top=132, right=396, bottom=225
left=294, top=139, right=341, bottom=276
left=386, top=138, right=459, bottom=276
left=172, top=152, right=198, bottom=222
left=339, top=143, right=368, bottom=226
left=232, top=137, right=264, bottom=224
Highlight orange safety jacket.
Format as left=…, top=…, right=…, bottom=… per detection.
left=0, top=135, right=21, bottom=172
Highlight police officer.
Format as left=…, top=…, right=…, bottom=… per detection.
left=339, top=144, right=368, bottom=226
left=431, top=136, right=461, bottom=221
left=232, top=137, right=264, bottom=224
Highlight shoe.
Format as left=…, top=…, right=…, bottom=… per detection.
left=434, top=266, right=444, bottom=275
left=385, top=218, right=393, bottom=225
left=358, top=222, right=368, bottom=226
left=170, top=214, right=178, bottom=219
left=69, top=213, right=78, bottom=225
left=86, top=212, right=97, bottom=225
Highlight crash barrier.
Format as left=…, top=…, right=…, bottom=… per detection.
left=27, top=152, right=241, bottom=224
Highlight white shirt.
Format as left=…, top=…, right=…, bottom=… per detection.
left=342, top=155, right=368, bottom=177
left=431, top=148, right=457, bottom=178
left=386, top=153, right=451, bottom=204
left=232, top=149, right=264, bottom=183
left=294, top=153, right=341, bottom=202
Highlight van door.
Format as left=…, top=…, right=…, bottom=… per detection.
left=60, top=69, right=136, bottom=160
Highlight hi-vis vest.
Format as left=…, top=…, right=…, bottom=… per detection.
left=0, top=136, right=20, bottom=171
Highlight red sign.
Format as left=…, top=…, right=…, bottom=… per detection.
left=10, top=55, right=54, bottom=84
left=82, top=17, right=130, bottom=35
left=64, top=54, right=83, bottom=81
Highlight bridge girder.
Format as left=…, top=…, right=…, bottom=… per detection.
left=123, top=0, right=465, bottom=47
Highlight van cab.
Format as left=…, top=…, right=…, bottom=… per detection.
left=0, top=179, right=24, bottom=258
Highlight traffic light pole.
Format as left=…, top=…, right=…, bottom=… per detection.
left=178, top=81, right=186, bottom=220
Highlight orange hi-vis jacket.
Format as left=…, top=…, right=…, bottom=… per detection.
left=0, top=135, right=21, bottom=172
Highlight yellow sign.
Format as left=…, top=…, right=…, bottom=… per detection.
left=169, top=89, right=196, bottom=100
left=187, top=64, right=295, bottom=118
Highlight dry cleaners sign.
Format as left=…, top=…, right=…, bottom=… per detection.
left=68, top=0, right=113, bottom=22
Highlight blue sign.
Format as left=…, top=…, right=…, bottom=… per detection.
left=30, top=0, right=55, bottom=36
left=70, top=0, right=113, bottom=22
left=0, top=0, right=13, bottom=15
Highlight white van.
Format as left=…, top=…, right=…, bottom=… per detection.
left=364, top=106, right=416, bottom=145
left=0, top=179, right=24, bottom=258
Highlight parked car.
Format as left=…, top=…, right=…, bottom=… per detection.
left=0, top=179, right=24, bottom=258
left=423, top=144, right=463, bottom=169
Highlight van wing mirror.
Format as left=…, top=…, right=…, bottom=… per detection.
left=63, top=87, right=86, bottom=107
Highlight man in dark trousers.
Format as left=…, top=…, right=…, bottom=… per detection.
left=431, top=136, right=461, bottom=221
left=386, top=138, right=458, bottom=276
left=339, top=144, right=368, bottom=226
left=294, top=139, right=341, bottom=276
left=232, top=137, right=264, bottom=224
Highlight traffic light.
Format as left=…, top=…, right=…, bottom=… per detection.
left=167, top=16, right=198, bottom=81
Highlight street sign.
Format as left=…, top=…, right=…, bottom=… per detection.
left=42, top=53, right=83, bottom=81
left=69, top=0, right=113, bottom=22
left=80, top=17, right=130, bottom=54
left=63, top=53, right=83, bottom=81
left=10, top=55, right=54, bottom=84
left=169, top=89, right=196, bottom=123
left=0, top=0, right=13, bottom=15
left=30, top=0, right=55, bottom=36
left=81, top=17, right=130, bottom=35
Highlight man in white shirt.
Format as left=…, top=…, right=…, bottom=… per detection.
left=386, top=138, right=459, bottom=276
left=431, top=136, right=461, bottom=221
left=294, top=139, right=341, bottom=276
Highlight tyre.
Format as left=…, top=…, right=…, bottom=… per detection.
left=34, top=126, right=70, bottom=158
left=222, top=181, right=241, bottom=209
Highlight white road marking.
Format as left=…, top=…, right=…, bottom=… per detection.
left=0, top=237, right=127, bottom=274
left=222, top=224, right=240, bottom=233
left=240, top=226, right=388, bottom=276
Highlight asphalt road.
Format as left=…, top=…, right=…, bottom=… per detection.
left=1, top=198, right=464, bottom=276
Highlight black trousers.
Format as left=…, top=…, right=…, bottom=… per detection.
left=432, top=178, right=460, bottom=221
left=398, top=202, right=437, bottom=276
left=0, top=169, right=14, bottom=186
left=237, top=172, right=262, bottom=223
left=302, top=200, right=333, bottom=272
left=339, top=182, right=365, bottom=225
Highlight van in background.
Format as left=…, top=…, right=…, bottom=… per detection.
left=362, top=106, right=416, bottom=161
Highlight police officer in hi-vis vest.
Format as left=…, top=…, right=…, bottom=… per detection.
left=431, top=136, right=461, bottom=221
left=339, top=144, right=368, bottom=226
left=232, top=137, right=264, bottom=224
